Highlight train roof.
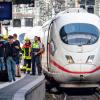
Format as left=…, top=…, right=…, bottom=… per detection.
left=50, top=8, right=100, bottom=29
left=52, top=8, right=87, bottom=20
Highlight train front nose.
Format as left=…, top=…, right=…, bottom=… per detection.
left=65, top=64, right=95, bottom=73
left=65, top=64, right=97, bottom=81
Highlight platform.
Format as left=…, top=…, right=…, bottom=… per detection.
left=0, top=73, right=26, bottom=89
left=0, top=75, right=45, bottom=100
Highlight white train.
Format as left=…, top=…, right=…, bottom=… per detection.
left=43, top=8, right=100, bottom=88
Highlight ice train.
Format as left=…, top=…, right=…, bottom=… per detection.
left=43, top=8, right=100, bottom=88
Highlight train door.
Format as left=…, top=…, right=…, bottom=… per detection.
left=47, top=22, right=52, bottom=70
left=47, top=21, right=56, bottom=71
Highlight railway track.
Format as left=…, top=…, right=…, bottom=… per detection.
left=46, top=83, right=100, bottom=100
left=46, top=92, right=100, bottom=100
left=65, top=94, right=100, bottom=100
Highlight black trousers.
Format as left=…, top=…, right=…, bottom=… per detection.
left=32, top=54, right=42, bottom=75
left=24, top=59, right=31, bottom=69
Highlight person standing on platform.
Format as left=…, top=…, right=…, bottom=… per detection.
left=5, top=35, right=16, bottom=82
left=13, top=34, right=21, bottom=77
left=0, top=34, right=6, bottom=71
left=3, top=35, right=8, bottom=70
left=22, top=38, right=32, bottom=74
left=31, top=36, right=43, bottom=75
left=38, top=37, right=45, bottom=60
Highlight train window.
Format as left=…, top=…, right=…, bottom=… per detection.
left=87, top=6, right=94, bottom=13
left=80, top=5, right=85, bottom=9
left=60, top=23, right=99, bottom=46
left=86, top=0, right=95, bottom=5
left=49, top=23, right=57, bottom=56
left=13, top=0, right=34, bottom=6
left=25, top=18, right=33, bottom=27
left=80, top=0, right=85, bottom=4
left=50, top=40, right=56, bottom=56
left=13, top=19, right=21, bottom=27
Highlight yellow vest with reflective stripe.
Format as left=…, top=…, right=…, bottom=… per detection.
left=33, top=42, right=40, bottom=49
left=22, top=48, right=31, bottom=59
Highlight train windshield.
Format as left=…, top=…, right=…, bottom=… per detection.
left=60, top=23, right=99, bottom=45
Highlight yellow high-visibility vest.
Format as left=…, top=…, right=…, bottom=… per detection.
left=22, top=48, right=31, bottom=59
left=33, top=42, right=40, bottom=49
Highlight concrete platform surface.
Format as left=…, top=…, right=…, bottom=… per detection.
left=0, top=75, right=39, bottom=100
left=0, top=73, right=26, bottom=89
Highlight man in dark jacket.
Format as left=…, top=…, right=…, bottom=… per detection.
left=13, top=34, right=21, bottom=77
left=5, top=35, right=16, bottom=82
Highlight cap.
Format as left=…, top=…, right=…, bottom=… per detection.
left=8, top=35, right=13, bottom=39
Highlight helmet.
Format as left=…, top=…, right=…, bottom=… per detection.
left=3, top=35, right=8, bottom=40
left=24, top=37, right=30, bottom=41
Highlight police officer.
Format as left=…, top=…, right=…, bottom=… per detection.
left=31, top=36, right=43, bottom=75
left=22, top=38, right=32, bottom=74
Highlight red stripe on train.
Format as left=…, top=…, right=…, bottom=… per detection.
left=50, top=60, right=100, bottom=74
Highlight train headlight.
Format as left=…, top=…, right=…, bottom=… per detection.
left=66, top=55, right=74, bottom=64
left=50, top=40, right=56, bottom=56
left=86, top=55, right=94, bottom=64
